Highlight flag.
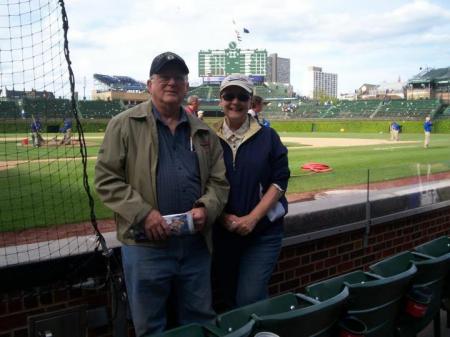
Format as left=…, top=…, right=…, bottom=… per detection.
left=235, top=29, right=242, bottom=42
left=243, top=28, right=250, bottom=33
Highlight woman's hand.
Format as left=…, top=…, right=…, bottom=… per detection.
left=222, top=213, right=240, bottom=232
left=233, top=215, right=258, bottom=236
left=222, top=213, right=258, bottom=236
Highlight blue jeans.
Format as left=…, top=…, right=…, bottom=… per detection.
left=213, top=229, right=283, bottom=308
left=121, top=234, right=215, bottom=337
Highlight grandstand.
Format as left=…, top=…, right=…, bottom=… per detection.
left=78, top=100, right=125, bottom=118
left=443, top=106, right=450, bottom=116
left=0, top=101, right=20, bottom=118
left=375, top=99, right=441, bottom=119
left=22, top=97, right=71, bottom=119
left=188, top=84, right=220, bottom=102
left=0, top=95, right=446, bottom=121
left=261, top=98, right=446, bottom=120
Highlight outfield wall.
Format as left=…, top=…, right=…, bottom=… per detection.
left=270, top=119, right=450, bottom=133
left=2, top=118, right=450, bottom=133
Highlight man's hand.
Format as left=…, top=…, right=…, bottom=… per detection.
left=191, top=207, right=207, bottom=232
left=144, top=209, right=170, bottom=240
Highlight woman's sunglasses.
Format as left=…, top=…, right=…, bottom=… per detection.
left=222, top=92, right=251, bottom=102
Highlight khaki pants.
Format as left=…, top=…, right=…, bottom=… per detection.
left=60, top=128, right=72, bottom=145
left=424, top=131, right=431, bottom=148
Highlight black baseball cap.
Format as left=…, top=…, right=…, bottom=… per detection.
left=149, top=52, right=189, bottom=76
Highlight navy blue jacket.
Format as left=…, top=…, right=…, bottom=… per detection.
left=213, top=119, right=290, bottom=236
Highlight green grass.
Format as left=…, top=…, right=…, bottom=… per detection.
left=1, top=131, right=450, bottom=231
left=0, top=160, right=112, bottom=231
left=286, top=133, right=450, bottom=193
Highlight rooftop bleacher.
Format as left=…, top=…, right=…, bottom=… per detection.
left=409, top=67, right=450, bottom=83
left=94, top=74, right=146, bottom=92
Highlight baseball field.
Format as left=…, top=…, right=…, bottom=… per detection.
left=1, top=129, right=449, bottom=231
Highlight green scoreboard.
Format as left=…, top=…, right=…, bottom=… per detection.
left=199, top=41, right=267, bottom=79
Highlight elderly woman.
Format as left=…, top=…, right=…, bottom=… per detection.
left=212, top=74, right=290, bottom=308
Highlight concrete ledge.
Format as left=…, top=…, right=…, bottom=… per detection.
left=283, top=183, right=450, bottom=246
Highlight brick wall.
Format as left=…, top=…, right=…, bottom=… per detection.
left=0, top=288, right=111, bottom=337
left=269, top=207, right=450, bottom=295
left=0, top=206, right=449, bottom=336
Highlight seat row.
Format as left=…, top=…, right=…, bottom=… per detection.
left=148, top=236, right=450, bottom=337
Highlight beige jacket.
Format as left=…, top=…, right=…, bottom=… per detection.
left=94, top=100, right=229, bottom=251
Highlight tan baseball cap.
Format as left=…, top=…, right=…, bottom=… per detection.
left=220, top=74, right=254, bottom=94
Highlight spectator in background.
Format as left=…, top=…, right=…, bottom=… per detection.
left=390, top=121, right=400, bottom=141
left=30, top=117, right=44, bottom=147
left=185, top=95, right=200, bottom=117
left=212, top=74, right=290, bottom=308
left=95, top=52, right=229, bottom=336
left=197, top=110, right=204, bottom=121
left=59, top=118, right=73, bottom=145
left=248, top=95, right=263, bottom=122
left=423, top=116, right=432, bottom=148
left=249, top=95, right=272, bottom=127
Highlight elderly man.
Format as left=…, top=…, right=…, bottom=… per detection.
left=185, top=95, right=200, bottom=117
left=95, top=52, right=229, bottom=336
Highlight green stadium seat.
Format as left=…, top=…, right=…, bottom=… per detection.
left=414, top=236, right=450, bottom=258
left=216, top=288, right=348, bottom=337
left=414, top=236, right=450, bottom=330
left=369, top=250, right=450, bottom=337
left=306, top=267, right=416, bottom=337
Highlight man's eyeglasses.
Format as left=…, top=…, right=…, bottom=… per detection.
left=153, top=75, right=187, bottom=84
left=222, top=92, right=251, bottom=102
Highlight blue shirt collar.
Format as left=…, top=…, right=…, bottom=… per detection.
left=152, top=106, right=188, bottom=126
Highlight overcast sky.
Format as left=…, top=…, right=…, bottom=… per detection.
left=66, top=0, right=450, bottom=97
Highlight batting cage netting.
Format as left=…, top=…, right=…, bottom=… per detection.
left=0, top=0, right=111, bottom=272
